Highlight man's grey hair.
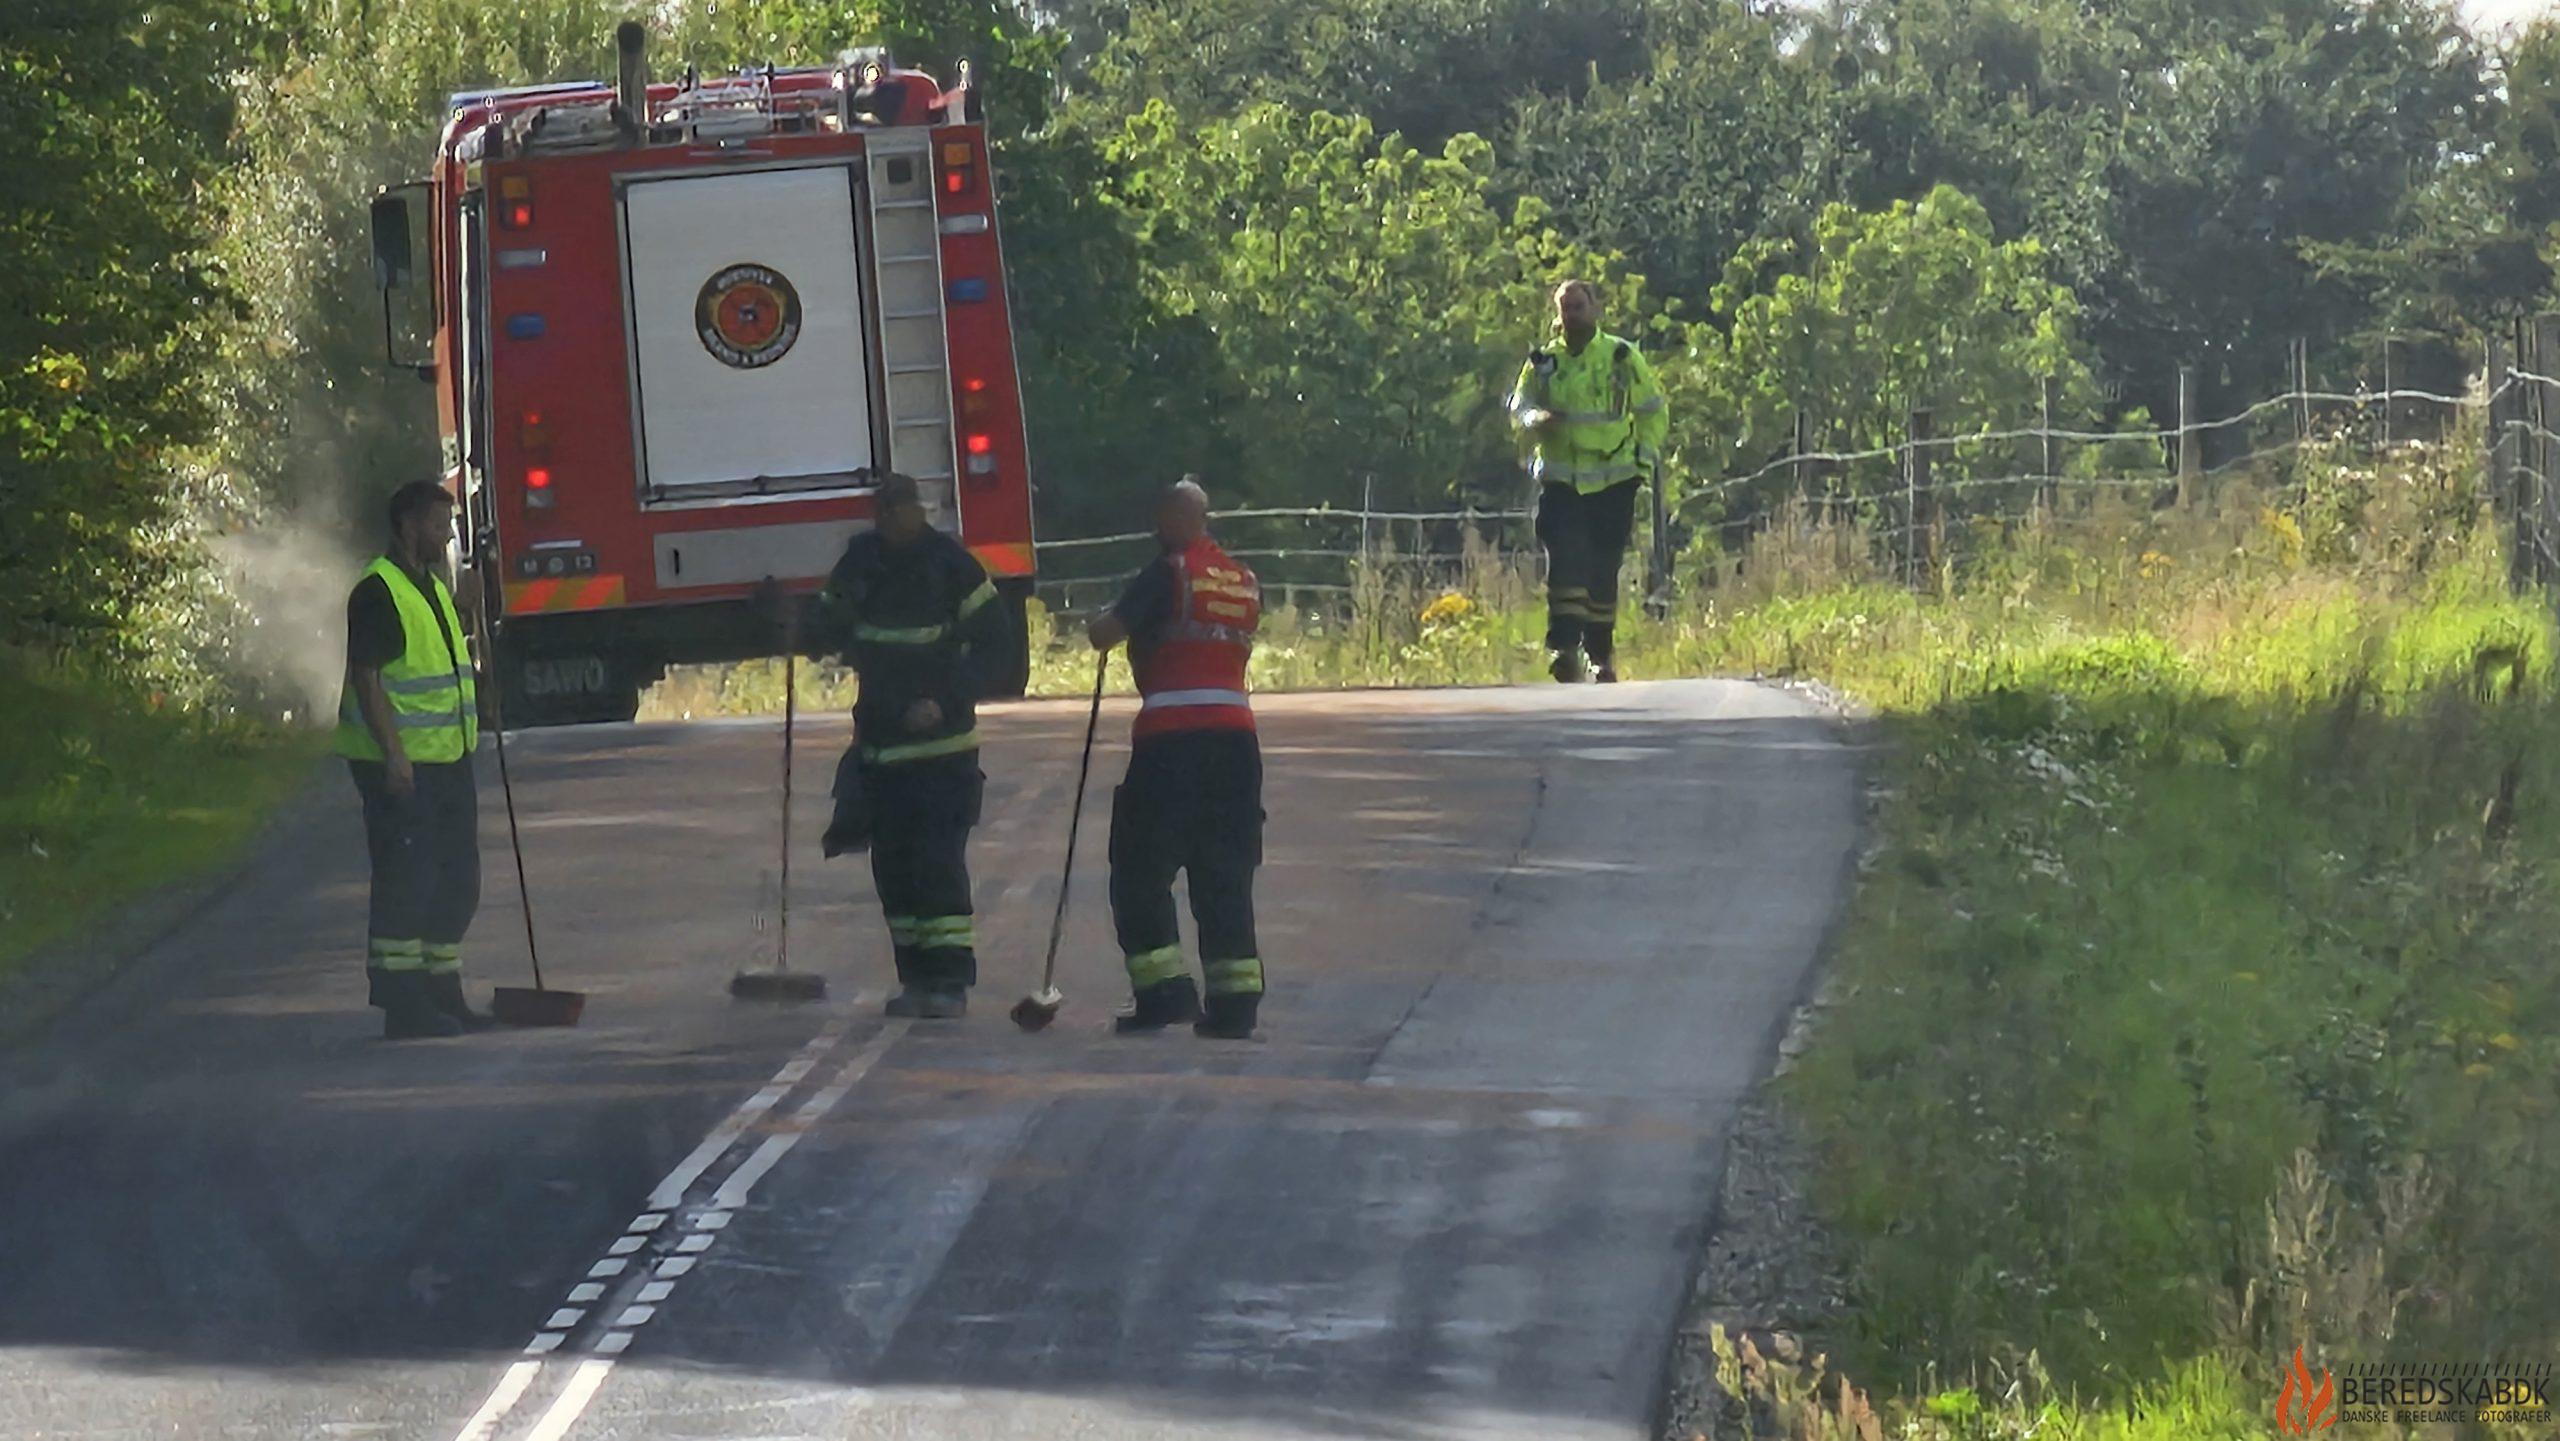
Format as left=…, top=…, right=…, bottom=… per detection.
left=1164, top=475, right=1210, bottom=511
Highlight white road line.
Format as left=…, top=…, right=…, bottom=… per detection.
left=446, top=1013, right=910, bottom=1441
left=710, top=1025, right=904, bottom=1210
left=451, top=1360, right=541, bottom=1441
left=645, top=1024, right=846, bottom=1210
left=441, top=1019, right=856, bottom=1441
left=520, top=1359, right=615, bottom=1441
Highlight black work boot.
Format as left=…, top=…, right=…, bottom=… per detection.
left=1194, top=993, right=1260, bottom=1040
left=1548, top=649, right=1587, bottom=684
left=1114, top=977, right=1202, bottom=1034
left=425, top=973, right=497, bottom=1030
left=885, top=986, right=968, bottom=1019
left=1593, top=664, right=1619, bottom=684
left=381, top=974, right=465, bottom=1040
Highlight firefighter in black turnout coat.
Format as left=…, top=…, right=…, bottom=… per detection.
left=815, top=474, right=1009, bottom=1018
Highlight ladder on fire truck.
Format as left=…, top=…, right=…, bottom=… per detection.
left=864, top=134, right=958, bottom=508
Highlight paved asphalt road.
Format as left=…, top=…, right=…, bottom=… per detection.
left=0, top=680, right=1859, bottom=1441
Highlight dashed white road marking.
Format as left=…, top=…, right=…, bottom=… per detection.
left=442, top=1013, right=896, bottom=1441
left=644, top=1027, right=843, bottom=1210
left=445, top=1009, right=908, bottom=1441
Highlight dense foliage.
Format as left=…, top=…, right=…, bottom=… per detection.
left=11, top=0, right=2560, bottom=683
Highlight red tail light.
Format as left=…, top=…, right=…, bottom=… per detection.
left=498, top=175, right=534, bottom=231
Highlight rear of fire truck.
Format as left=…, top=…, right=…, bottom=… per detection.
left=367, top=23, right=1036, bottom=726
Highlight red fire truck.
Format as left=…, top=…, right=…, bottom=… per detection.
left=368, top=23, right=1036, bottom=725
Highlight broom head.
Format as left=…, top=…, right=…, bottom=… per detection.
left=730, top=970, right=828, bottom=1003
left=1010, top=986, right=1065, bottom=1032
left=492, top=986, right=585, bottom=1028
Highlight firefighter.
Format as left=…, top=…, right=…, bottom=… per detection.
left=1508, top=278, right=1669, bottom=683
left=816, top=473, right=1008, bottom=1019
left=337, top=480, right=485, bottom=1040
left=1086, top=478, right=1267, bottom=1040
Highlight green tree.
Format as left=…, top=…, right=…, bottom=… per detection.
left=1073, top=0, right=1653, bottom=150
left=0, top=0, right=256, bottom=666
left=1500, top=2, right=1839, bottom=314
left=1679, top=185, right=2094, bottom=511
left=1091, top=101, right=1635, bottom=516
left=1798, top=0, right=2492, bottom=415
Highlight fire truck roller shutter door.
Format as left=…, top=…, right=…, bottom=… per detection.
left=620, top=165, right=879, bottom=495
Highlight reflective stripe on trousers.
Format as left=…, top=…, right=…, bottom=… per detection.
left=369, top=937, right=425, bottom=972
left=1140, top=689, right=1251, bottom=711
left=1204, top=956, right=1264, bottom=996
left=1125, top=945, right=1187, bottom=988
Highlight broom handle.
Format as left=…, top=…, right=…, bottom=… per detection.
left=472, top=585, right=544, bottom=991
left=1040, top=653, right=1108, bottom=990
left=777, top=606, right=797, bottom=975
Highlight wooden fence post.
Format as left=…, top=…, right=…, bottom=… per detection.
left=2177, top=363, right=2201, bottom=505
left=2493, top=320, right=2531, bottom=590
left=2382, top=333, right=2397, bottom=448
left=2534, top=314, right=2560, bottom=584
left=2294, top=337, right=2312, bottom=442
left=2039, top=375, right=2060, bottom=514
left=1906, top=408, right=1934, bottom=585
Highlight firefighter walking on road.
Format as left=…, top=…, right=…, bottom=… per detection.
left=817, top=473, right=1009, bottom=1019
left=337, top=481, right=485, bottom=1040
left=1087, top=479, right=1267, bottom=1040
left=1509, top=279, right=1669, bottom=683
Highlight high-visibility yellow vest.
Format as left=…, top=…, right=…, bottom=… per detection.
left=1508, top=330, right=1670, bottom=492
left=334, top=557, right=479, bottom=764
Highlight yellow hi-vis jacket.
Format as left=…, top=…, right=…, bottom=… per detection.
left=1508, top=330, right=1669, bottom=492
left=334, top=557, right=479, bottom=764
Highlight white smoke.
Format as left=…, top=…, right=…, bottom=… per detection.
left=205, top=507, right=366, bottom=727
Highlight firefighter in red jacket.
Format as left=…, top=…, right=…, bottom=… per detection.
left=1087, top=478, right=1267, bottom=1039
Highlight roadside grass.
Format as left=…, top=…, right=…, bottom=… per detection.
left=0, top=647, right=320, bottom=986
left=1695, top=444, right=2558, bottom=1438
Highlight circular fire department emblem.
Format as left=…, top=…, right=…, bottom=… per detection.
left=695, top=263, right=803, bottom=369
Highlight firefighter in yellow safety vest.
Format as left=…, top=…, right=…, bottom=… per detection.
left=335, top=480, right=486, bottom=1040
left=1508, top=279, right=1669, bottom=683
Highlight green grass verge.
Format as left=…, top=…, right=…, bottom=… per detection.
left=0, top=647, right=321, bottom=987
left=1688, top=457, right=2558, bottom=1437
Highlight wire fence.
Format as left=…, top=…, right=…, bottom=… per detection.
left=1028, top=367, right=2547, bottom=619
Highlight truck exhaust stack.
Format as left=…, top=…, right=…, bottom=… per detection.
left=615, top=21, right=648, bottom=135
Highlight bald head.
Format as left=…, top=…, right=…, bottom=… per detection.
left=1156, top=476, right=1210, bottom=550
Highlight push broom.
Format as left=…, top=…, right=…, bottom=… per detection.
left=1012, top=652, right=1108, bottom=1031
left=476, top=598, right=585, bottom=1027
left=732, top=599, right=827, bottom=1002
